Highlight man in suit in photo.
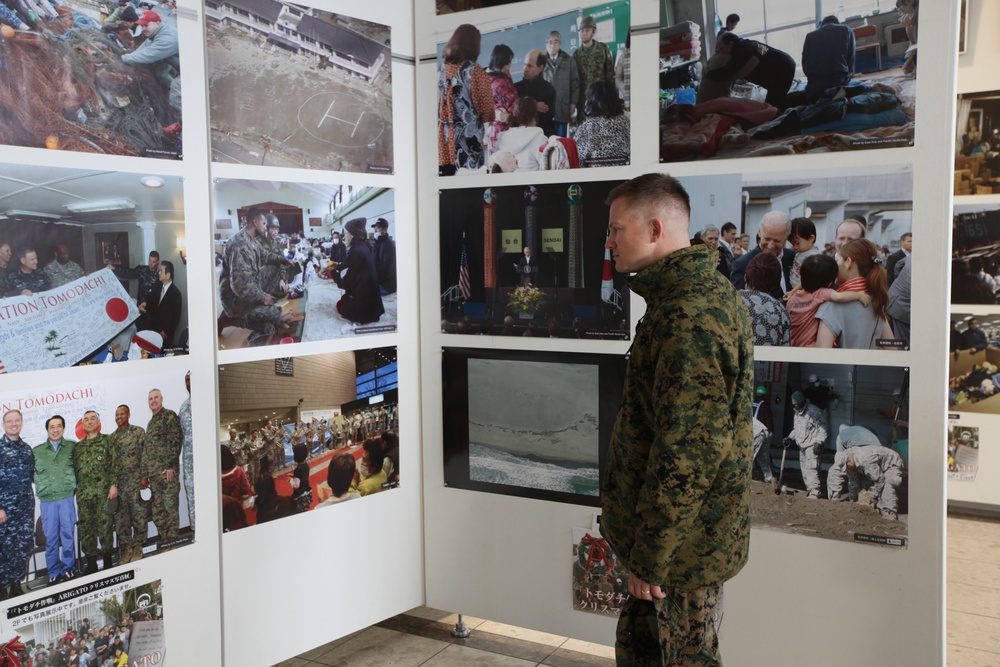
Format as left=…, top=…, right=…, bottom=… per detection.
left=885, top=232, right=911, bottom=287
left=140, top=260, right=182, bottom=347
left=729, top=211, right=794, bottom=299
left=514, top=246, right=539, bottom=286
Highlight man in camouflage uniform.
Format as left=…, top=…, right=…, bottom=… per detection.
left=784, top=391, right=828, bottom=499
left=179, top=372, right=194, bottom=533
left=4, top=246, right=52, bottom=297
left=113, top=250, right=161, bottom=304
left=0, top=409, right=34, bottom=600
left=259, top=215, right=288, bottom=297
left=110, top=404, right=147, bottom=564
left=74, top=410, right=120, bottom=574
left=44, top=244, right=86, bottom=288
left=144, top=389, right=183, bottom=546
left=599, top=174, right=753, bottom=666
left=573, top=15, right=615, bottom=120
left=219, top=207, right=296, bottom=346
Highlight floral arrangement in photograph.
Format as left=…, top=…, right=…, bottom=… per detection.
left=507, top=285, right=547, bottom=313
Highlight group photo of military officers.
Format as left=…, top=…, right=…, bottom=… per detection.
left=0, top=371, right=194, bottom=601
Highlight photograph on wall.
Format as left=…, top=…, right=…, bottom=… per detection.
left=736, top=165, right=912, bottom=350
left=660, top=2, right=917, bottom=162
left=948, top=423, right=979, bottom=481
left=955, top=90, right=1000, bottom=195
left=3, top=574, right=165, bottom=666
left=572, top=526, right=628, bottom=617
left=0, top=1, right=182, bottom=159
left=436, top=1, right=631, bottom=175
left=948, top=312, right=1000, bottom=414
left=442, top=347, right=625, bottom=507
left=206, top=2, right=393, bottom=173
left=952, top=204, right=1000, bottom=305
left=216, top=348, right=399, bottom=533
left=437, top=0, right=530, bottom=14
left=0, top=163, right=189, bottom=375
left=0, top=370, right=194, bottom=602
left=750, top=361, right=909, bottom=548
left=439, top=181, right=631, bottom=340
left=212, top=179, right=396, bottom=350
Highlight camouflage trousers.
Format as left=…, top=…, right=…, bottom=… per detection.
left=0, top=499, right=34, bottom=587
left=150, top=478, right=181, bottom=542
left=615, top=585, right=723, bottom=666
left=181, top=445, right=195, bottom=532
left=78, top=495, right=114, bottom=556
left=115, top=486, right=148, bottom=549
left=245, top=305, right=283, bottom=340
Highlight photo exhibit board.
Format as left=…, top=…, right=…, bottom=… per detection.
left=951, top=0, right=1000, bottom=514
left=418, top=0, right=952, bottom=663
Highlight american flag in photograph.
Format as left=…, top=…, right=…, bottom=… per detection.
left=459, top=239, right=471, bottom=300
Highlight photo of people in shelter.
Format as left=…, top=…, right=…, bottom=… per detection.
left=206, top=1, right=393, bottom=173
left=0, top=0, right=182, bottom=158
left=436, top=2, right=630, bottom=175
left=947, top=423, right=979, bottom=481
left=949, top=313, right=1000, bottom=415
left=437, top=0, right=528, bottom=14
left=0, top=164, right=189, bottom=375
left=659, top=1, right=917, bottom=162
left=955, top=90, right=1000, bottom=195
left=439, top=181, right=629, bottom=340
left=0, top=370, right=194, bottom=603
left=750, top=361, right=909, bottom=548
left=212, top=180, right=396, bottom=350
left=952, top=204, right=1000, bottom=305
left=736, top=165, right=912, bottom=349
left=5, top=578, right=165, bottom=666
left=216, top=348, right=399, bottom=533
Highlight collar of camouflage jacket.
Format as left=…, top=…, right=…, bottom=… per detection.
left=626, top=243, right=716, bottom=300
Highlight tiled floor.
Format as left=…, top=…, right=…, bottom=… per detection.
left=277, top=513, right=1000, bottom=667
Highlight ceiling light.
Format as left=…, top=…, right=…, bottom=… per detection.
left=2, top=209, right=62, bottom=220
left=65, top=199, right=137, bottom=214
left=141, top=176, right=165, bottom=188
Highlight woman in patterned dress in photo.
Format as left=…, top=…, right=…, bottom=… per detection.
left=437, top=24, right=496, bottom=175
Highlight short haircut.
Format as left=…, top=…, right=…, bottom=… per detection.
left=220, top=445, right=236, bottom=470
left=148, top=250, right=160, bottom=259
left=17, top=246, right=36, bottom=261
left=45, top=415, right=66, bottom=430
left=293, top=443, right=308, bottom=463
left=443, top=24, right=481, bottom=64
left=846, top=214, right=868, bottom=227
left=117, top=404, right=130, bottom=412
left=701, top=224, right=719, bottom=235
left=720, top=31, right=739, bottom=48
left=605, top=173, right=691, bottom=220
left=585, top=80, right=624, bottom=118
left=326, top=452, right=356, bottom=496
left=548, top=30, right=561, bottom=41
left=721, top=221, right=737, bottom=234
left=726, top=13, right=740, bottom=24
left=488, top=43, right=514, bottom=72
left=160, top=260, right=174, bottom=279
left=744, top=252, right=782, bottom=293
left=799, top=254, right=839, bottom=292
left=381, top=431, right=398, bottom=449
left=821, top=15, right=840, bottom=25
left=84, top=410, right=99, bottom=419
left=245, top=207, right=264, bottom=222
left=363, top=438, right=385, bottom=472
left=790, top=217, right=816, bottom=241
left=900, top=232, right=912, bottom=241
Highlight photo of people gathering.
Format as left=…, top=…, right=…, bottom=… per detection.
left=213, top=181, right=397, bottom=349
left=0, top=0, right=182, bottom=158
left=660, top=1, right=917, bottom=161
left=0, top=372, right=193, bottom=602
left=952, top=205, right=1000, bottom=305
left=954, top=89, right=1000, bottom=195
left=722, top=168, right=912, bottom=349
left=948, top=314, right=1000, bottom=414
left=437, top=2, right=630, bottom=175
left=217, top=349, right=400, bottom=532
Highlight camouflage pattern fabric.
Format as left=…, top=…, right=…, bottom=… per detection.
left=73, top=434, right=120, bottom=556
left=601, top=244, right=754, bottom=590
left=111, top=424, right=147, bottom=550
left=113, top=264, right=159, bottom=303
left=220, top=228, right=284, bottom=329
left=0, top=434, right=34, bottom=589
left=44, top=260, right=85, bottom=288
left=145, top=408, right=182, bottom=542
left=258, top=236, right=287, bottom=296
left=4, top=268, right=51, bottom=297
left=573, top=40, right=614, bottom=113
left=615, top=586, right=723, bottom=666
left=179, top=398, right=194, bottom=531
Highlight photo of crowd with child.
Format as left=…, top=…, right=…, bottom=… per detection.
left=217, top=349, right=400, bottom=533
left=437, top=2, right=631, bottom=175
left=660, top=1, right=918, bottom=161
left=698, top=166, right=912, bottom=350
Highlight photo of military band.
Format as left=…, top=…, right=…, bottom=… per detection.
left=0, top=163, right=189, bottom=374
left=0, top=370, right=193, bottom=603
left=217, top=348, right=399, bottom=533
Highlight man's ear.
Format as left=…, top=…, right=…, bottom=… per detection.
left=649, top=217, right=663, bottom=242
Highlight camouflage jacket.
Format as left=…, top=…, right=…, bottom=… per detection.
left=43, top=260, right=85, bottom=288
left=220, top=229, right=284, bottom=319
left=600, top=244, right=754, bottom=588
left=573, top=40, right=614, bottom=110
left=114, top=264, right=159, bottom=303
left=0, top=434, right=34, bottom=514
left=111, top=424, right=146, bottom=484
left=73, top=434, right=121, bottom=499
left=145, top=408, right=182, bottom=477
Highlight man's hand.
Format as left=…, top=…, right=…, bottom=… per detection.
left=107, top=485, right=119, bottom=500
left=569, top=103, right=576, bottom=118
left=0, top=508, right=6, bottom=523
left=263, top=294, right=276, bottom=306
left=628, top=571, right=665, bottom=601
left=163, top=468, right=175, bottom=482
left=782, top=437, right=795, bottom=449
left=139, top=302, right=147, bottom=314
left=537, top=101, right=550, bottom=113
